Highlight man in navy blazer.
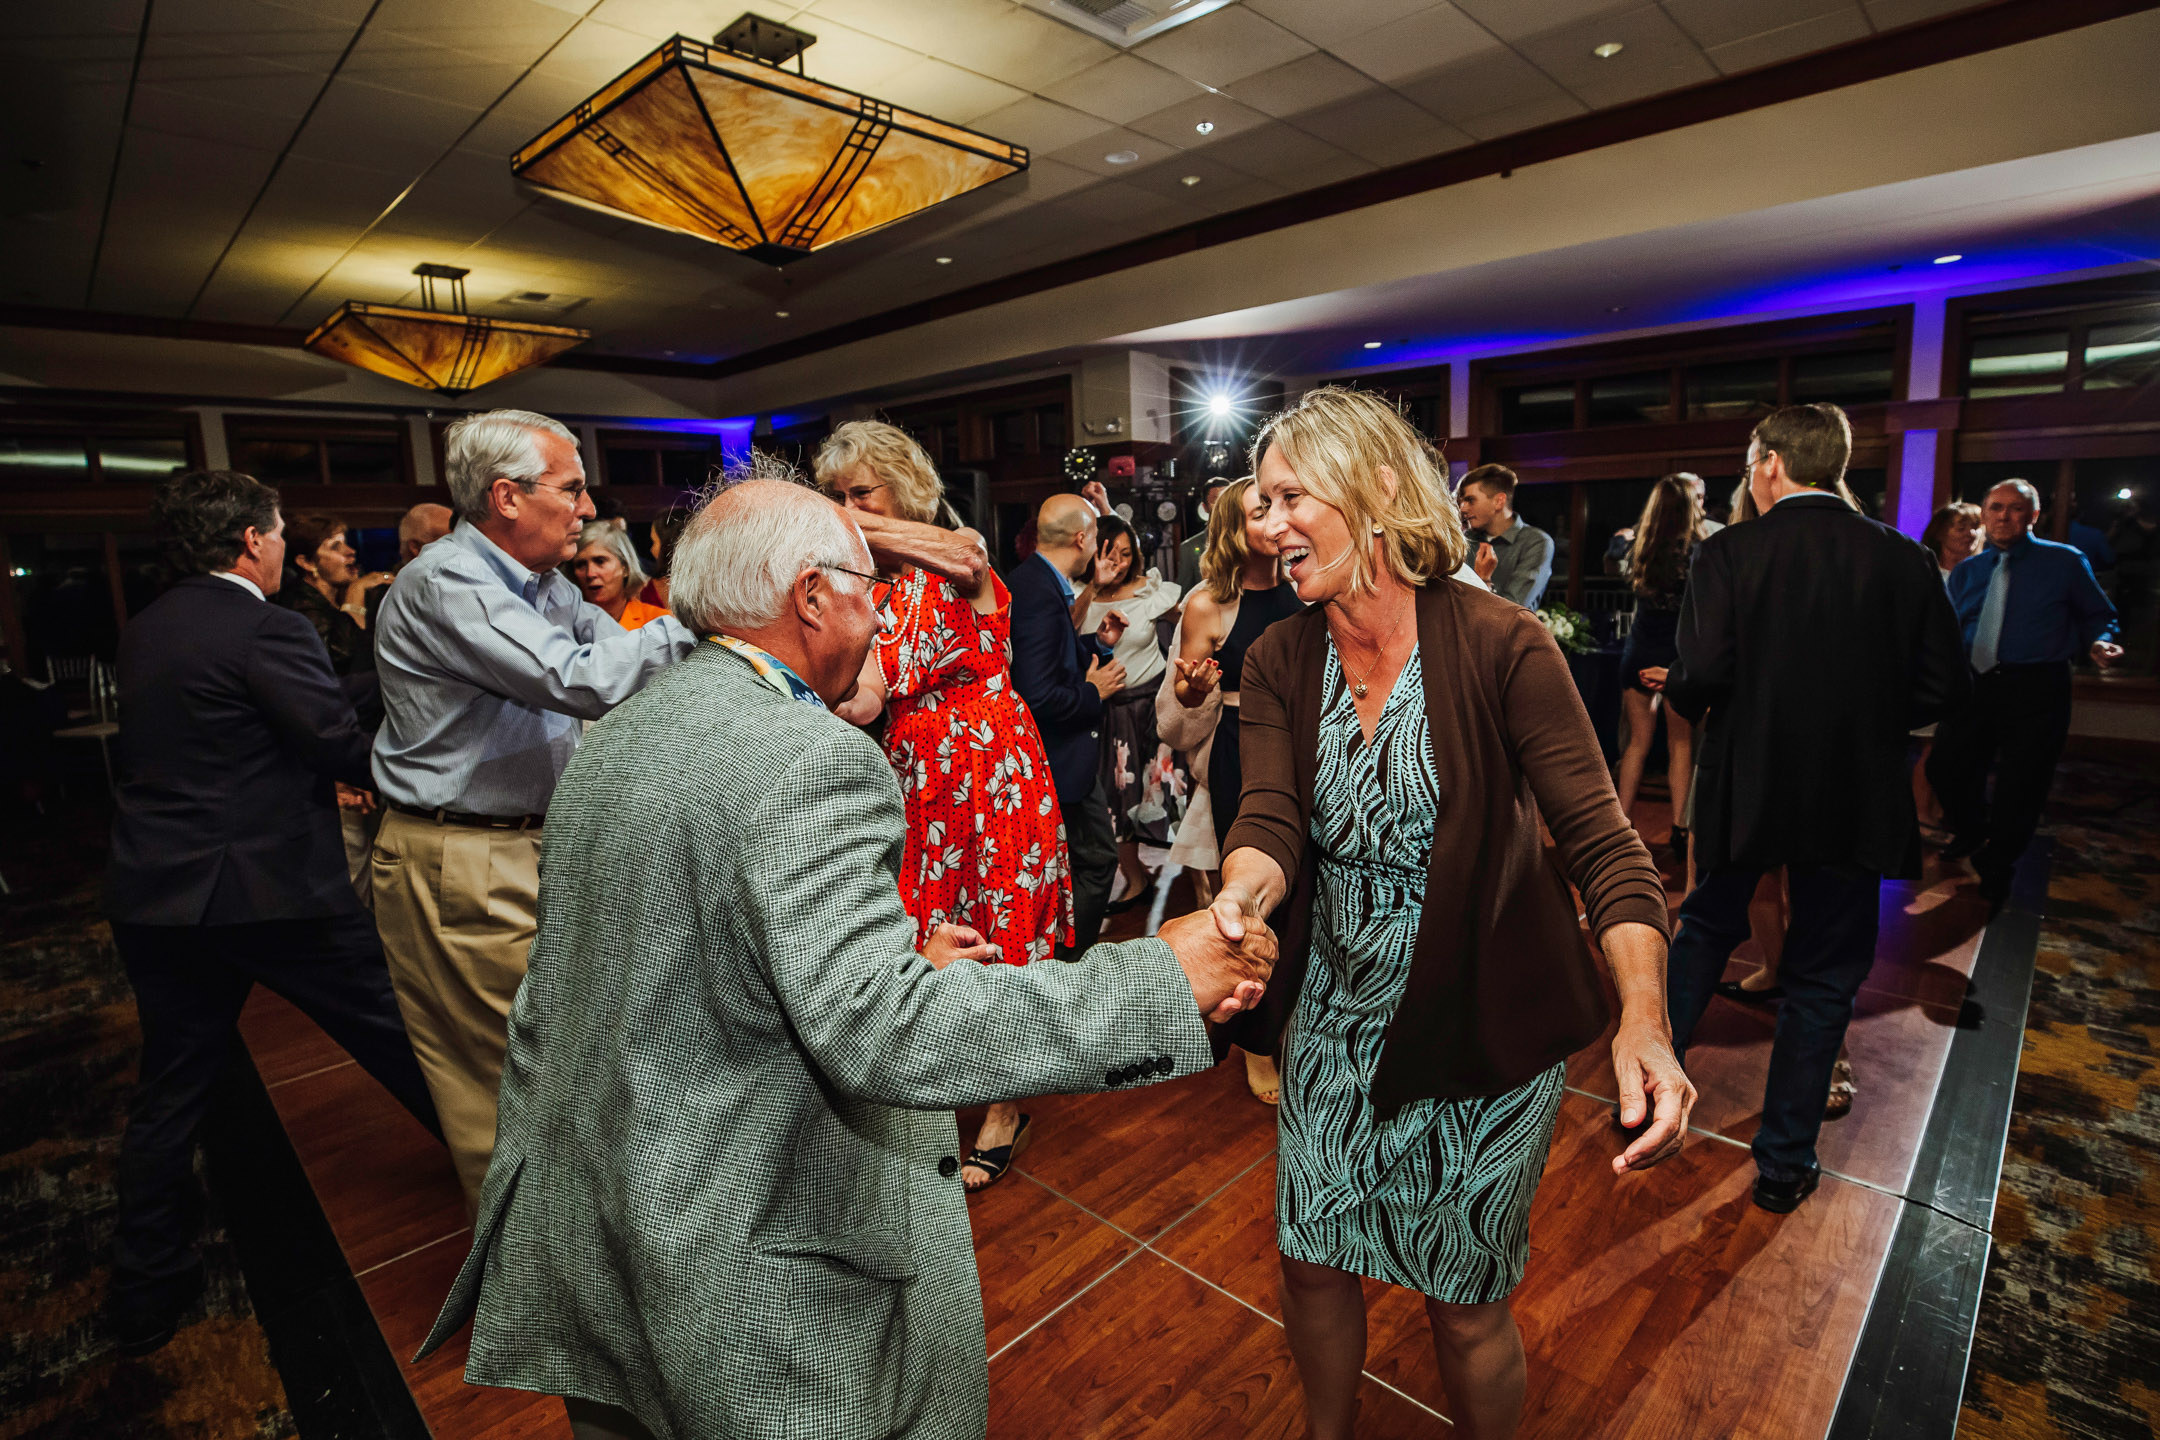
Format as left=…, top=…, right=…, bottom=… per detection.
left=105, top=470, right=439, bottom=1355
left=1008, top=492, right=1128, bottom=956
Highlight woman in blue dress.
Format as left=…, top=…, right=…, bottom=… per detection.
left=1210, top=387, right=1696, bottom=1440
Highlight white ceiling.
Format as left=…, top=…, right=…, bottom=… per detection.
left=3, top=0, right=1997, bottom=364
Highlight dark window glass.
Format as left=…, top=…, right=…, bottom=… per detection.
left=350, top=525, right=399, bottom=574
left=1844, top=466, right=1888, bottom=521
left=605, top=447, right=660, bottom=484
left=1792, top=348, right=1895, bottom=406
left=0, top=435, right=92, bottom=484
left=112, top=532, right=171, bottom=616
left=1965, top=331, right=2067, bottom=399
left=1402, top=394, right=1443, bottom=439
left=1580, top=478, right=1656, bottom=618
left=995, top=409, right=1029, bottom=457
left=2073, top=455, right=2160, bottom=673
left=1953, top=459, right=2048, bottom=509
left=660, top=448, right=716, bottom=490
left=1586, top=372, right=1673, bottom=427
left=2082, top=317, right=2160, bottom=391
left=1508, top=481, right=1572, bottom=600
left=1034, top=404, right=1067, bottom=451
left=1685, top=359, right=1779, bottom=420
left=230, top=438, right=319, bottom=486
left=324, top=437, right=399, bottom=485
left=15, top=532, right=119, bottom=665
left=95, top=435, right=188, bottom=481
left=1499, top=383, right=1574, bottom=434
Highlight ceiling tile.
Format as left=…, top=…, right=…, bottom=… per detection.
left=289, top=78, right=482, bottom=171
left=1660, top=0, right=1859, bottom=51
left=1224, top=52, right=1378, bottom=120
left=1452, top=88, right=1589, bottom=140
left=341, top=37, right=531, bottom=110
left=1330, top=5, right=1497, bottom=86
left=1131, top=5, right=1313, bottom=90
left=783, top=20, right=926, bottom=94
left=583, top=0, right=815, bottom=44
left=807, top=0, right=1114, bottom=92
left=1199, top=121, right=1375, bottom=185
left=1706, top=8, right=1872, bottom=75
left=1045, top=126, right=1183, bottom=178
left=1243, top=0, right=1446, bottom=50
left=1290, top=89, right=1473, bottom=169
left=968, top=96, right=1118, bottom=155
left=1124, top=94, right=1273, bottom=152
left=129, top=84, right=301, bottom=152
left=1392, top=46, right=1577, bottom=126
left=872, top=56, right=1028, bottom=124
left=1510, top=6, right=1720, bottom=109
left=517, top=19, right=673, bottom=94
left=1865, top=0, right=1989, bottom=28
left=1121, top=153, right=1288, bottom=207
left=363, top=0, right=577, bottom=42
left=1450, top=0, right=1632, bottom=42
left=1038, top=53, right=1205, bottom=126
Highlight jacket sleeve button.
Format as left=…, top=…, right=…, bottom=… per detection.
left=939, top=1155, right=959, bottom=1178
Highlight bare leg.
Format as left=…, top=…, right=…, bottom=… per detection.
left=963, top=1099, right=1022, bottom=1189
left=1241, top=1047, right=1279, bottom=1104
left=1424, top=1299, right=1528, bottom=1440
left=1741, top=867, right=1790, bottom=990
left=1116, top=840, right=1149, bottom=898
left=1281, top=1256, right=1368, bottom=1440
left=1664, top=706, right=1694, bottom=832
left=1912, top=739, right=1940, bottom=827
left=1615, top=687, right=1657, bottom=818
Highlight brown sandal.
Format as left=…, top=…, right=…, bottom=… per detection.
left=1825, top=1059, right=1856, bottom=1120
left=1243, top=1051, right=1280, bottom=1107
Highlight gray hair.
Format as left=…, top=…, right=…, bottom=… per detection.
left=670, top=471, right=867, bottom=633
left=1990, top=477, right=2044, bottom=512
left=571, top=518, right=649, bottom=599
left=444, top=409, right=577, bottom=521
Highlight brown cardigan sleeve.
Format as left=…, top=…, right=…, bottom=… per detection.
left=1221, top=621, right=1305, bottom=888
left=1496, top=607, right=1671, bottom=939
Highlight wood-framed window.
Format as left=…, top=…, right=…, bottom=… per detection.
left=0, top=405, right=202, bottom=487
left=596, top=428, right=729, bottom=489
left=225, top=416, right=412, bottom=486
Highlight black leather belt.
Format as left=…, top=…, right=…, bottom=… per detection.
left=387, top=800, right=545, bottom=830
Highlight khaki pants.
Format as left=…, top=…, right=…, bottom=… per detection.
left=370, top=808, right=541, bottom=1213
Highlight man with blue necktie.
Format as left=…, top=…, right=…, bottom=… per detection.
left=1928, top=478, right=2121, bottom=910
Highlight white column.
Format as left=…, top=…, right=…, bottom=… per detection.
left=408, top=415, right=439, bottom=488
left=195, top=408, right=230, bottom=470
left=1447, top=360, right=1473, bottom=485
left=1895, top=295, right=1950, bottom=537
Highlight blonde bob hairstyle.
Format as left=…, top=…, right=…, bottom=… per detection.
left=1198, top=476, right=1258, bottom=605
left=813, top=419, right=944, bottom=523
left=1250, top=385, right=1468, bottom=594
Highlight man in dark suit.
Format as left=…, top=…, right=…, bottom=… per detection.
left=1652, top=405, right=1967, bottom=1214
left=106, top=470, right=439, bottom=1354
left=1008, top=492, right=1127, bottom=958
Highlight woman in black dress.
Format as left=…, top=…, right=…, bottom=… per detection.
left=1615, top=474, right=1706, bottom=846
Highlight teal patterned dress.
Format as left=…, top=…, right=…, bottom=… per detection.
left=1275, top=641, right=1567, bottom=1303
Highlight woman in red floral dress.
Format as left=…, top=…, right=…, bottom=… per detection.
left=818, top=421, right=1071, bottom=1188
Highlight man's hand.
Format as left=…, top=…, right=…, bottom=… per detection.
left=334, top=783, right=378, bottom=815
left=2092, top=640, right=2125, bottom=668
left=1473, top=541, right=1499, bottom=583
left=1158, top=908, right=1276, bottom=1023
left=1081, top=480, right=1111, bottom=517
left=1086, top=654, right=1127, bottom=699
left=922, top=923, right=1000, bottom=969
left=1611, top=1018, right=1695, bottom=1175
left=1095, top=609, right=1128, bottom=648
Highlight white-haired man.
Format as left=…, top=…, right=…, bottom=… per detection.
left=370, top=411, right=986, bottom=1209
left=418, top=479, right=1276, bottom=1440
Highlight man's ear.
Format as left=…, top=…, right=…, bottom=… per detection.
left=793, top=568, right=827, bottom=629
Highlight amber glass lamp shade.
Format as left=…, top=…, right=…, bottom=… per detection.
left=512, top=37, right=1029, bottom=265
left=302, top=302, right=591, bottom=396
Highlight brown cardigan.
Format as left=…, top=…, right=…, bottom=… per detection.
left=1220, top=579, right=1670, bottom=1114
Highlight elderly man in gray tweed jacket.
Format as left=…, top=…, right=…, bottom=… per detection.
left=419, top=477, right=1275, bottom=1440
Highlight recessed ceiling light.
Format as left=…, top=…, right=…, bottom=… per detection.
left=1363, top=341, right=1383, bottom=349
left=1181, top=174, right=1201, bottom=186
left=1105, top=149, right=1139, bottom=164
left=775, top=309, right=790, bottom=317
left=1194, top=121, right=1214, bottom=135
left=1593, top=41, right=1624, bottom=58
left=935, top=256, right=953, bottom=264
left=1607, top=305, right=1628, bottom=313
left=1934, top=253, right=1963, bottom=264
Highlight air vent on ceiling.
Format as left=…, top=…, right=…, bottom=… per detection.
left=497, top=291, right=589, bottom=316
left=1022, top=0, right=1236, bottom=47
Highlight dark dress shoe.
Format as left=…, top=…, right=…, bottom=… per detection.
left=1941, top=831, right=1986, bottom=862
left=1752, top=1169, right=1821, bottom=1214
left=1978, top=867, right=2013, bottom=915
left=1105, top=881, right=1156, bottom=915
left=110, top=1262, right=205, bottom=1357
left=1715, top=977, right=1783, bottom=1004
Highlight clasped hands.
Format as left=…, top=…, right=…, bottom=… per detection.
left=1158, top=904, right=1278, bottom=1024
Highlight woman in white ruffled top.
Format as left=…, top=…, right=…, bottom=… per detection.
left=1079, top=512, right=1186, bottom=913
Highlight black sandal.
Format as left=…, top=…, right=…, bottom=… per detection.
left=963, top=1113, right=1032, bottom=1190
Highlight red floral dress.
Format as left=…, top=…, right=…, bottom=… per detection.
left=879, top=567, right=1072, bottom=964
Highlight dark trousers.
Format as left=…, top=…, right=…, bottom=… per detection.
left=1665, top=862, right=1881, bottom=1181
left=1926, top=662, right=2072, bottom=881
left=1057, top=777, right=1118, bottom=960
left=110, top=912, right=440, bottom=1304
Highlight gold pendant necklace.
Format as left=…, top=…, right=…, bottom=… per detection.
left=1344, top=610, right=1410, bottom=700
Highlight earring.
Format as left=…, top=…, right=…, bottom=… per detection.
left=1372, top=524, right=1384, bottom=534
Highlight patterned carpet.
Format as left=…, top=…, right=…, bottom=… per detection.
left=1961, top=756, right=2160, bottom=1440
left=0, top=810, right=296, bottom=1440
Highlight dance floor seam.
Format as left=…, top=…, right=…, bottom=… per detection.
left=265, top=1056, right=355, bottom=1089
left=352, top=1225, right=471, bottom=1281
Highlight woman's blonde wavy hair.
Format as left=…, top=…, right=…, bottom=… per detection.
left=1198, top=476, right=1258, bottom=605
left=813, top=419, right=944, bottom=524
left=1250, top=386, right=1468, bottom=594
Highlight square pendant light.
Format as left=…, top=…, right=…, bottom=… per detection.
left=510, top=18, right=1030, bottom=267
left=303, top=265, right=591, bottom=396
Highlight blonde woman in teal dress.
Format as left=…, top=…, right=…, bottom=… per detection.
left=1211, top=388, right=1696, bottom=1440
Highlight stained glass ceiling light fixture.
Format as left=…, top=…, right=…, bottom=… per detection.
left=302, top=264, right=592, bottom=396
left=509, top=13, right=1029, bottom=267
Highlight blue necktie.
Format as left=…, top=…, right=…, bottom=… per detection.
left=1970, top=553, right=2010, bottom=673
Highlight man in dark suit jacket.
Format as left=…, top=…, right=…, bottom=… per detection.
left=1008, top=492, right=1127, bottom=957
left=106, top=471, right=439, bottom=1355
left=1655, top=405, right=1967, bottom=1215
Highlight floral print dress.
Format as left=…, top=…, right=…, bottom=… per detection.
left=879, top=566, right=1072, bottom=965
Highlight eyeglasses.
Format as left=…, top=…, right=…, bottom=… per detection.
left=515, top=478, right=589, bottom=501
left=825, top=565, right=896, bottom=611
left=832, top=482, right=888, bottom=505
left=1738, top=452, right=1767, bottom=485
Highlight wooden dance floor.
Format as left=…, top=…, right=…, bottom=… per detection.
left=234, top=800, right=1993, bottom=1438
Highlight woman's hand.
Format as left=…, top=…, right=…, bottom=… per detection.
left=1173, top=655, right=1220, bottom=706
left=923, top=923, right=1000, bottom=969
left=1095, top=608, right=1128, bottom=648
left=1610, top=1018, right=1695, bottom=1174
left=1636, top=666, right=1668, bottom=692
left=1209, top=847, right=1287, bottom=946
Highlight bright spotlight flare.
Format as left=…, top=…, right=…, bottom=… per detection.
left=1208, top=393, right=1235, bottom=418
